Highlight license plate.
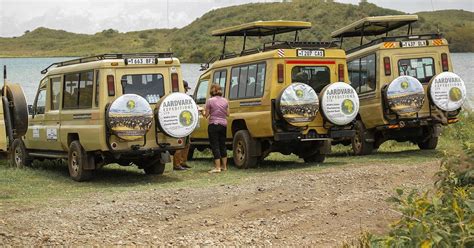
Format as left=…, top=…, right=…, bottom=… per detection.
left=297, top=49, right=324, bottom=57
left=400, top=40, right=427, bottom=48
left=125, top=58, right=156, bottom=65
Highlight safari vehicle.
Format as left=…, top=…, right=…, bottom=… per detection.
left=190, top=21, right=360, bottom=168
left=331, top=15, right=467, bottom=155
left=9, top=53, right=199, bottom=181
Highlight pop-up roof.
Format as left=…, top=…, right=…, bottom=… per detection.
left=331, top=15, right=418, bottom=38
left=212, top=20, right=312, bottom=37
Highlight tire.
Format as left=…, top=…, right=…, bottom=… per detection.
left=9, top=139, right=32, bottom=168
left=232, top=130, right=258, bottom=169
left=351, top=120, right=374, bottom=156
left=303, top=152, right=326, bottom=163
left=418, top=137, right=438, bottom=150
left=68, top=141, right=93, bottom=182
left=187, top=145, right=195, bottom=161
left=142, top=156, right=166, bottom=175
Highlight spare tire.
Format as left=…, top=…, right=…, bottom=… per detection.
left=276, top=83, right=319, bottom=127
left=4, top=84, right=28, bottom=138
left=156, top=92, right=199, bottom=138
left=385, top=76, right=425, bottom=116
left=429, top=72, right=466, bottom=112
left=107, top=94, right=153, bottom=141
left=320, top=82, right=359, bottom=126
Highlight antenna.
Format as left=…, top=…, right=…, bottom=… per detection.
left=430, top=0, right=440, bottom=33
left=167, top=0, right=169, bottom=28
left=2, top=65, right=6, bottom=96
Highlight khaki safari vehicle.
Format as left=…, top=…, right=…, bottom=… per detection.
left=9, top=53, right=199, bottom=181
left=331, top=15, right=467, bottom=155
left=190, top=21, right=360, bottom=168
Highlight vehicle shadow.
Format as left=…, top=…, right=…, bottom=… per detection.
left=330, top=149, right=441, bottom=159
left=29, top=159, right=182, bottom=185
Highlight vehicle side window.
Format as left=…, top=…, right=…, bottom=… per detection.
left=230, top=67, right=240, bottom=99
left=50, top=77, right=61, bottom=110
left=213, top=70, right=227, bottom=96
left=79, top=71, right=93, bottom=108
left=230, top=62, right=266, bottom=100
left=34, top=88, right=47, bottom=115
left=63, top=70, right=94, bottom=109
left=348, top=54, right=376, bottom=93
left=195, top=79, right=209, bottom=104
left=95, top=70, right=100, bottom=107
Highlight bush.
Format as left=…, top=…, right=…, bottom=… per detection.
left=371, top=113, right=474, bottom=247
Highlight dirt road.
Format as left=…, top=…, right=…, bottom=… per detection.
left=0, top=161, right=439, bottom=246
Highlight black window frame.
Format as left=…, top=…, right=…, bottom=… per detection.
left=194, top=79, right=210, bottom=105
left=348, top=53, right=377, bottom=94
left=290, top=65, right=331, bottom=94
left=62, top=70, right=94, bottom=110
left=212, top=69, right=228, bottom=97
left=50, top=76, right=61, bottom=111
left=94, top=70, right=100, bottom=107
left=33, top=86, right=47, bottom=115
left=397, top=57, right=435, bottom=84
left=229, top=62, right=266, bottom=100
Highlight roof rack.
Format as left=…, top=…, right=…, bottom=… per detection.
left=345, top=33, right=442, bottom=54
left=41, top=53, right=173, bottom=74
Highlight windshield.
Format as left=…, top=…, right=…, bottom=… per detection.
left=291, top=66, right=330, bottom=93
left=121, top=74, right=164, bottom=103
left=398, top=57, right=435, bottom=84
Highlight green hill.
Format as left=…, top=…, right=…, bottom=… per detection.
left=0, top=0, right=472, bottom=62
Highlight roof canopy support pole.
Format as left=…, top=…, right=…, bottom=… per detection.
left=242, top=32, right=247, bottom=52
left=272, top=32, right=276, bottom=45
left=339, top=36, right=344, bottom=49
left=221, top=36, right=227, bottom=58
left=407, top=23, right=412, bottom=35
left=360, top=23, right=366, bottom=46
left=294, top=30, right=298, bottom=42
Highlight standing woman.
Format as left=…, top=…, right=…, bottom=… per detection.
left=202, top=84, right=229, bottom=173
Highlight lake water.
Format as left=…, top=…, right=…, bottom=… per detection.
left=0, top=54, right=473, bottom=110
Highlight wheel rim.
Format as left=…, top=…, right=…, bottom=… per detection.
left=70, top=151, right=79, bottom=176
left=235, top=140, right=245, bottom=165
left=14, top=146, right=22, bottom=167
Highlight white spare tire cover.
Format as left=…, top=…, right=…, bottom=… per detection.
left=320, top=82, right=359, bottom=126
left=277, top=83, right=319, bottom=127
left=386, top=76, right=425, bottom=116
left=107, top=94, right=153, bottom=141
left=429, top=72, right=466, bottom=112
left=157, top=92, right=199, bottom=138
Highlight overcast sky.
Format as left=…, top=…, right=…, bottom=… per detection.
left=0, top=0, right=472, bottom=37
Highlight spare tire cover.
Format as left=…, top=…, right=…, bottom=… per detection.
left=277, top=83, right=319, bottom=127
left=429, top=72, right=466, bottom=112
left=5, top=84, right=28, bottom=137
left=157, top=92, right=199, bottom=138
left=386, top=76, right=425, bottom=116
left=320, top=82, right=359, bottom=126
left=107, top=94, right=153, bottom=141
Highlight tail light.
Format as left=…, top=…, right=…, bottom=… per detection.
left=441, top=53, right=449, bottom=71
left=383, top=57, right=391, bottom=76
left=277, top=64, right=284, bottom=83
left=338, top=64, right=345, bottom=82
left=107, top=75, right=115, bottom=96
left=171, top=73, right=179, bottom=92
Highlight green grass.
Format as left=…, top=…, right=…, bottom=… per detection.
left=0, top=1, right=472, bottom=61
left=2, top=112, right=472, bottom=207
left=0, top=142, right=440, bottom=206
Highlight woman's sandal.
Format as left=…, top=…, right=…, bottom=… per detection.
left=208, top=168, right=221, bottom=173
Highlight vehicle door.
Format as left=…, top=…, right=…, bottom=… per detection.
left=191, top=77, right=210, bottom=140
left=43, top=76, right=63, bottom=150
left=25, top=81, right=47, bottom=150
left=0, top=99, right=7, bottom=152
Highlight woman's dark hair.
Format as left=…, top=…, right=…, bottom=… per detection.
left=210, top=83, right=223, bottom=97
